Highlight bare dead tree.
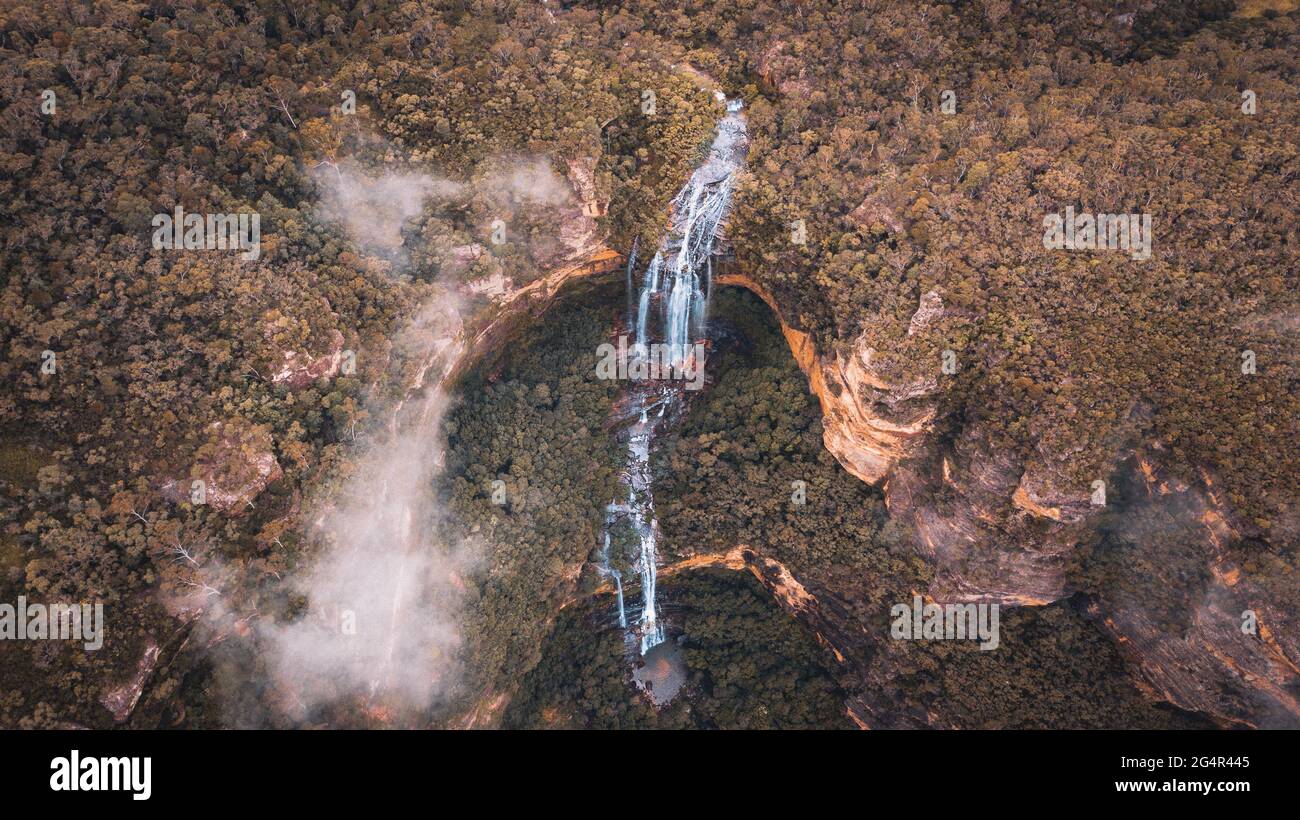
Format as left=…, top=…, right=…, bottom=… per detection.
left=181, top=579, right=221, bottom=598
left=170, top=539, right=201, bottom=568
left=270, top=86, right=299, bottom=129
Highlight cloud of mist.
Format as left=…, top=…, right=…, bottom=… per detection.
left=312, top=160, right=462, bottom=253
left=258, top=297, right=478, bottom=720
left=478, top=156, right=575, bottom=206
left=245, top=151, right=585, bottom=723
left=311, top=155, right=582, bottom=270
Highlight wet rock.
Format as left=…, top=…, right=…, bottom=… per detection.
left=100, top=640, right=160, bottom=724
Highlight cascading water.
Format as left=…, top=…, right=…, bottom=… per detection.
left=600, top=533, right=627, bottom=629
left=634, top=100, right=745, bottom=366
left=599, top=97, right=747, bottom=661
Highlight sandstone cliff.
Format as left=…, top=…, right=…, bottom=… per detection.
left=711, top=266, right=1298, bottom=728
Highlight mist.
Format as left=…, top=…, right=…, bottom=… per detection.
left=259, top=297, right=476, bottom=721
left=311, top=155, right=576, bottom=254
left=311, top=159, right=462, bottom=254
left=479, top=156, right=575, bottom=206
left=257, top=153, right=582, bottom=722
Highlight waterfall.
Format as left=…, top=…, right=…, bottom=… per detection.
left=601, top=98, right=747, bottom=659
left=599, top=532, right=628, bottom=629
left=634, top=252, right=662, bottom=354
left=633, top=104, right=744, bottom=370
left=624, top=238, right=639, bottom=331
left=613, top=571, right=626, bottom=629
left=637, top=525, right=663, bottom=653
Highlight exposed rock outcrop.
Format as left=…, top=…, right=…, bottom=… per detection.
left=442, top=243, right=488, bottom=279
left=848, top=190, right=906, bottom=236
left=755, top=40, right=813, bottom=98
left=886, top=427, right=1094, bottom=606
left=716, top=267, right=1083, bottom=605
left=1091, top=459, right=1300, bottom=728
left=452, top=156, right=607, bottom=304
left=160, top=421, right=283, bottom=514
left=272, top=328, right=346, bottom=389
left=715, top=269, right=936, bottom=484
left=463, top=270, right=512, bottom=299
left=100, top=640, right=160, bottom=724
left=446, top=248, right=624, bottom=388
left=712, top=264, right=1298, bottom=727
left=644, top=546, right=942, bottom=729
left=566, top=156, right=606, bottom=218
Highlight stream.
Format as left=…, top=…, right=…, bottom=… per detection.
left=597, top=97, right=749, bottom=685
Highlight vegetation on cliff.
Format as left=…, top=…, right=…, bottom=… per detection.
left=436, top=297, right=624, bottom=709
left=607, top=0, right=1297, bottom=548
left=1, top=0, right=1294, bottom=729
left=651, top=286, right=1211, bottom=728
left=503, top=570, right=852, bottom=729
left=0, top=0, right=713, bottom=727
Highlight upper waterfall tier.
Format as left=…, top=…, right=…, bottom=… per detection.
left=635, top=99, right=749, bottom=361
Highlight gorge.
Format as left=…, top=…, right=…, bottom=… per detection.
left=2, top=0, right=1295, bottom=735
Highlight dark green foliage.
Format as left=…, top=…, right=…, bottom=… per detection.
left=0, top=0, right=712, bottom=726
left=876, top=600, right=1215, bottom=729
left=654, top=287, right=1209, bottom=728
left=671, top=571, right=851, bottom=729
left=439, top=298, right=624, bottom=701
left=1, top=0, right=1292, bottom=729
left=503, top=571, right=851, bottom=729
left=500, top=607, right=670, bottom=729
left=1070, top=466, right=1213, bottom=638
left=609, top=0, right=1298, bottom=540
left=656, top=288, right=930, bottom=601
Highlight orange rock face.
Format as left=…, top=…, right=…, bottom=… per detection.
left=715, top=270, right=935, bottom=485
left=710, top=264, right=1297, bottom=727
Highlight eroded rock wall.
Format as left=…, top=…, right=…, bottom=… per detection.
left=713, top=266, right=1298, bottom=728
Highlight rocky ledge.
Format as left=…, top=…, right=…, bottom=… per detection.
left=713, top=266, right=1298, bottom=728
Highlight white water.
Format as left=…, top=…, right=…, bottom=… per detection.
left=601, top=99, right=747, bottom=657
left=634, top=99, right=746, bottom=369
left=600, top=532, right=628, bottom=629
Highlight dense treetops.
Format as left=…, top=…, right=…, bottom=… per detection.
left=504, top=570, right=852, bottom=730
left=437, top=298, right=624, bottom=710
left=613, top=0, right=1297, bottom=544
left=0, top=0, right=713, bottom=726
left=508, top=285, right=1206, bottom=728
left=0, top=0, right=1294, bottom=727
